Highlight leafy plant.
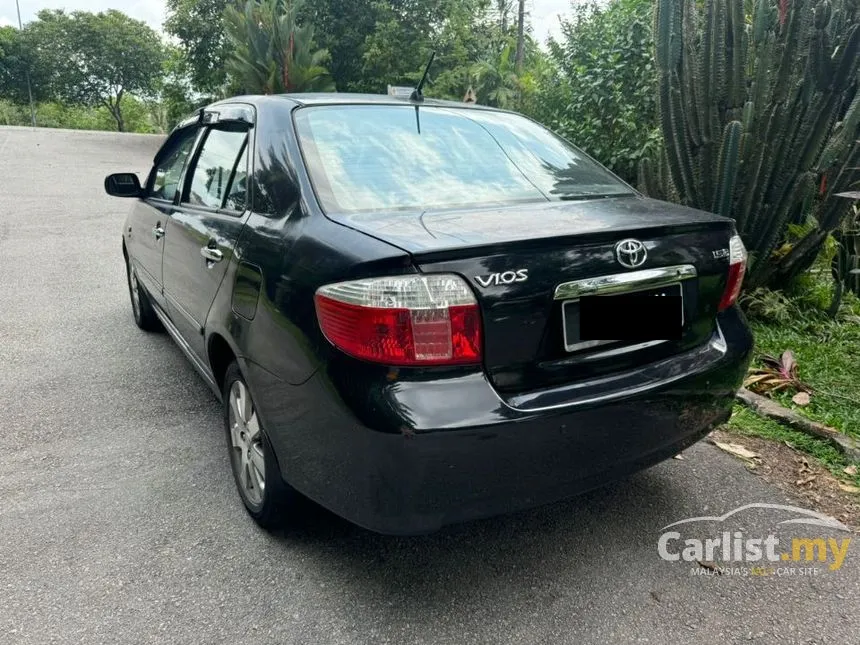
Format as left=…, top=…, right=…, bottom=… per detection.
left=647, top=0, right=860, bottom=290
left=165, top=0, right=233, bottom=95
left=740, top=287, right=798, bottom=324
left=533, top=0, right=660, bottom=184
left=224, top=0, right=334, bottom=94
left=471, top=43, right=523, bottom=109
left=745, top=350, right=813, bottom=395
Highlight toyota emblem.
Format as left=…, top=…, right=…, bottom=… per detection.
left=615, top=239, right=647, bottom=268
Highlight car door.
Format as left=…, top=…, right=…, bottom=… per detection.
left=127, top=125, right=201, bottom=303
left=161, top=119, right=252, bottom=360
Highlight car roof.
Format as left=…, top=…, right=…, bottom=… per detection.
left=214, top=92, right=502, bottom=112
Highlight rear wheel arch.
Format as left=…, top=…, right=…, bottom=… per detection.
left=208, top=333, right=238, bottom=394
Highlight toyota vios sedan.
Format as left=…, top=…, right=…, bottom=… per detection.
left=105, top=94, right=753, bottom=534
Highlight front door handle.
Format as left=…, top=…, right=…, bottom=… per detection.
left=153, top=224, right=165, bottom=240
left=200, top=246, right=223, bottom=263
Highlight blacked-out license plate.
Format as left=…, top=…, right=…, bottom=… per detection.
left=562, top=284, right=683, bottom=349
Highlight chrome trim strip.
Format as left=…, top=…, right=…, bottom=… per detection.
left=565, top=339, right=670, bottom=362
left=554, top=264, right=697, bottom=301
left=150, top=300, right=220, bottom=398
left=561, top=281, right=684, bottom=352
left=496, top=321, right=728, bottom=413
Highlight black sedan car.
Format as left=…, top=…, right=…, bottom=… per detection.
left=105, top=93, right=752, bottom=534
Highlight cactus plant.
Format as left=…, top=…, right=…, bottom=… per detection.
left=645, top=0, right=860, bottom=288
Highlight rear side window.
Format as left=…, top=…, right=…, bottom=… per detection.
left=149, top=128, right=198, bottom=201
left=294, top=105, right=632, bottom=215
left=185, top=127, right=248, bottom=210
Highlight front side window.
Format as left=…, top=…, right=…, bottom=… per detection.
left=294, top=105, right=632, bottom=215
left=149, top=128, right=198, bottom=202
left=185, top=127, right=248, bottom=210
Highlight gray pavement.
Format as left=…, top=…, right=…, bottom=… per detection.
left=1, top=126, right=858, bottom=645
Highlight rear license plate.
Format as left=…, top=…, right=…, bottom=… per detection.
left=562, top=283, right=683, bottom=351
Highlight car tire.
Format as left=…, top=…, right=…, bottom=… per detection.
left=126, top=257, right=162, bottom=332
left=223, top=361, right=295, bottom=530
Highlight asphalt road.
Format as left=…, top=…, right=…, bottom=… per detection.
left=1, top=126, right=858, bottom=645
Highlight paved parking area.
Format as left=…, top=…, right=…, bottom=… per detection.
left=1, top=126, right=858, bottom=644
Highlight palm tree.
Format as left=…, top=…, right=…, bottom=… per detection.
left=471, top=44, right=521, bottom=109
left=224, top=0, right=335, bottom=94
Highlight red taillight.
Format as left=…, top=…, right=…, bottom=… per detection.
left=314, top=274, right=482, bottom=366
left=718, top=234, right=747, bottom=311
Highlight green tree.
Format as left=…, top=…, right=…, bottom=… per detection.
left=165, top=0, right=366, bottom=94
left=163, top=0, right=510, bottom=98
left=471, top=44, right=521, bottom=108
left=532, top=0, right=660, bottom=183
left=25, top=9, right=165, bottom=131
left=0, top=25, right=50, bottom=104
left=165, top=0, right=233, bottom=95
left=149, top=46, right=200, bottom=132
left=360, top=0, right=500, bottom=96
left=224, top=0, right=334, bottom=94
left=300, top=0, right=381, bottom=92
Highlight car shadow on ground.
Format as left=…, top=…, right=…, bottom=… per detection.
left=267, top=466, right=687, bottom=604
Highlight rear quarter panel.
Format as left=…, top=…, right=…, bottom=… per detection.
left=204, top=99, right=417, bottom=391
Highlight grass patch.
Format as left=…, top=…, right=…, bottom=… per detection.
left=743, top=288, right=860, bottom=440
left=726, top=406, right=860, bottom=487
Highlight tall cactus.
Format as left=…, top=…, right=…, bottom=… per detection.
left=649, top=0, right=860, bottom=287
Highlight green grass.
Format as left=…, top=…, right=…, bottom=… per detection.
left=726, top=406, right=860, bottom=487
left=744, top=290, right=860, bottom=441
left=731, top=279, right=860, bottom=482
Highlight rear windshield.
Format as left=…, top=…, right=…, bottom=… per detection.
left=293, top=105, right=632, bottom=215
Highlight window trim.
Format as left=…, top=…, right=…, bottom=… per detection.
left=221, top=138, right=250, bottom=213
left=145, top=125, right=204, bottom=204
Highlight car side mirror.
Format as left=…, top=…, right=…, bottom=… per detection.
left=104, top=173, right=142, bottom=198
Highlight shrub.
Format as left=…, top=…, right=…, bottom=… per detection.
left=532, top=0, right=660, bottom=183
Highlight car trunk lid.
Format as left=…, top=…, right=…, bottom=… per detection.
left=331, top=195, right=736, bottom=394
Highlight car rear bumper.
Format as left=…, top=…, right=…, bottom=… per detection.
left=248, top=308, right=753, bottom=535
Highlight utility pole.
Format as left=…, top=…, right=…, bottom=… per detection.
left=15, top=0, right=37, bottom=127
left=515, top=0, right=525, bottom=71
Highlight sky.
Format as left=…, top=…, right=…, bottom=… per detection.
left=0, top=0, right=570, bottom=43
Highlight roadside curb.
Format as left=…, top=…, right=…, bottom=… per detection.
left=736, top=388, right=860, bottom=463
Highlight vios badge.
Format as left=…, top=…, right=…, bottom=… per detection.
left=475, top=269, right=529, bottom=287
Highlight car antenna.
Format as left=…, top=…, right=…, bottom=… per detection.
left=410, top=51, right=436, bottom=102
left=410, top=51, right=435, bottom=134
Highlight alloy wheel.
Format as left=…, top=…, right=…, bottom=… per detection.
left=228, top=380, right=266, bottom=506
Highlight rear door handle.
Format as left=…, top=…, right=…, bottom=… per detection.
left=200, top=246, right=223, bottom=262
left=153, top=224, right=165, bottom=240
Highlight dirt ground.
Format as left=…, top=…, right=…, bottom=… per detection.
left=712, top=428, right=860, bottom=529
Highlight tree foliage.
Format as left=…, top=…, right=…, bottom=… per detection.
left=4, top=0, right=858, bottom=305
left=300, top=0, right=381, bottom=92
left=23, top=10, right=164, bottom=131
left=165, top=0, right=232, bottom=94
left=0, top=25, right=53, bottom=104
left=532, top=0, right=660, bottom=183
left=0, top=96, right=158, bottom=132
